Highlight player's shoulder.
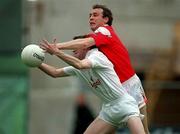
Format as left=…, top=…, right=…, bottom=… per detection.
left=88, top=49, right=113, bottom=66
left=87, top=49, right=105, bottom=61
left=87, top=49, right=101, bottom=57
left=94, top=25, right=111, bottom=36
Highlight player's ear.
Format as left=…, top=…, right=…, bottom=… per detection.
left=104, top=17, right=109, bottom=24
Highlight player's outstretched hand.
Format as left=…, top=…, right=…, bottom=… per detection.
left=40, top=39, right=58, bottom=55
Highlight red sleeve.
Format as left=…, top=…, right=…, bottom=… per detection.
left=88, top=32, right=110, bottom=47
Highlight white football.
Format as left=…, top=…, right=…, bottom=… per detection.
left=21, top=44, right=45, bottom=67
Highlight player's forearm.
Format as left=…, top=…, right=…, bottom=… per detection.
left=38, top=63, right=65, bottom=77
left=57, top=38, right=95, bottom=50
left=55, top=51, right=84, bottom=69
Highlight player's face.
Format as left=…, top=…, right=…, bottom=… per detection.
left=89, top=8, right=108, bottom=31
left=72, top=48, right=87, bottom=60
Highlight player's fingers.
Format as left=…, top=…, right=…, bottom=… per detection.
left=52, top=38, right=57, bottom=45
left=40, top=44, right=51, bottom=54
left=42, top=39, right=50, bottom=45
left=39, top=43, right=47, bottom=49
left=39, top=40, right=48, bottom=48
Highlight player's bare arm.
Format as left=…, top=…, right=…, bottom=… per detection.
left=55, top=51, right=92, bottom=69
left=40, top=43, right=92, bottom=69
left=57, top=37, right=95, bottom=50
left=39, top=63, right=69, bottom=78
left=41, top=37, right=95, bottom=50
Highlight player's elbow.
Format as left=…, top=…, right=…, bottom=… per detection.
left=51, top=70, right=61, bottom=78
left=81, top=38, right=94, bottom=48
left=83, top=42, right=91, bottom=48
left=74, top=62, right=90, bottom=69
left=74, top=63, right=84, bottom=69
left=50, top=73, right=58, bottom=78
left=51, top=74, right=58, bottom=78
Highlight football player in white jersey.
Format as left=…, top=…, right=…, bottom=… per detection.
left=39, top=4, right=149, bottom=133
left=38, top=41, right=145, bottom=134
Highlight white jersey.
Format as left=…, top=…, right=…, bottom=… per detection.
left=63, top=49, right=142, bottom=127
left=63, top=49, right=128, bottom=103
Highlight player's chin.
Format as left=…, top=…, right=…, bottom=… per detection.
left=89, top=25, right=96, bottom=31
left=89, top=24, right=95, bottom=30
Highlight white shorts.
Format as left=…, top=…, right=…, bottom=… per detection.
left=122, top=74, right=147, bottom=109
left=98, top=94, right=141, bottom=127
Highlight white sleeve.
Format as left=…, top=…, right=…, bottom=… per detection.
left=63, top=66, right=76, bottom=75
left=94, top=27, right=111, bottom=37
left=88, top=52, right=113, bottom=69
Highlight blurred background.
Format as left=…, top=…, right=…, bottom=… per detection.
left=0, top=0, right=180, bottom=134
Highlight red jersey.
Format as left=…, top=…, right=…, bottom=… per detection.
left=88, top=25, right=135, bottom=83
